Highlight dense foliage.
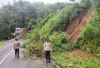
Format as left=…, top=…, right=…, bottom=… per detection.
left=22, top=0, right=100, bottom=68
left=0, top=0, right=66, bottom=40
left=1, top=0, right=96, bottom=67
left=23, top=2, right=88, bottom=57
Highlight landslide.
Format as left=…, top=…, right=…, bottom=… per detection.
left=65, top=8, right=95, bottom=43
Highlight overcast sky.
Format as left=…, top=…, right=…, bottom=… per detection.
left=0, top=0, right=79, bottom=7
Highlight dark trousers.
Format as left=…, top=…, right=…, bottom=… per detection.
left=15, top=49, right=19, bottom=58
left=45, top=51, right=50, bottom=62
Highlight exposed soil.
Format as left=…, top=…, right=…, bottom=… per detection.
left=65, top=8, right=96, bottom=58
left=65, top=8, right=95, bottom=43
left=70, top=49, right=97, bottom=58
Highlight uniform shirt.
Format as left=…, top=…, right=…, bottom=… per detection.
left=44, top=42, right=52, bottom=51
left=14, top=41, right=21, bottom=49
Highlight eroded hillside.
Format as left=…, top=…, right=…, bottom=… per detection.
left=65, top=8, right=95, bottom=43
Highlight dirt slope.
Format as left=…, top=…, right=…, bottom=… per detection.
left=65, top=8, right=95, bottom=43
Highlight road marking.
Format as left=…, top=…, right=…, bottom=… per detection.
left=0, top=49, right=13, bottom=65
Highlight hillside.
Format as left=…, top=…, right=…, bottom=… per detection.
left=74, top=1, right=100, bottom=55
left=23, top=0, right=100, bottom=68
left=66, top=8, right=95, bottom=43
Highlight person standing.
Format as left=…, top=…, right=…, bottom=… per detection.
left=44, top=39, right=52, bottom=63
left=15, top=28, right=20, bottom=39
left=14, top=38, right=21, bottom=58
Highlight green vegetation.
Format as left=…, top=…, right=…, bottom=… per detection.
left=49, top=32, right=73, bottom=51
left=23, top=2, right=88, bottom=57
left=22, top=0, right=100, bottom=68
left=75, top=0, right=100, bottom=56
left=0, top=42, right=5, bottom=46
left=0, top=0, right=66, bottom=40
left=52, top=52, right=100, bottom=68
left=0, top=0, right=99, bottom=67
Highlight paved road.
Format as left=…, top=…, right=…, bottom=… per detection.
left=0, top=39, right=49, bottom=68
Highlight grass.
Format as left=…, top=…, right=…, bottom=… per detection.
left=51, top=52, right=100, bottom=68
left=0, top=42, right=5, bottom=46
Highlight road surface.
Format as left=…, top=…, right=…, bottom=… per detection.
left=0, top=39, right=49, bottom=68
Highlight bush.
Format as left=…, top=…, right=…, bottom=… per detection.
left=61, top=44, right=74, bottom=51
left=24, top=41, right=44, bottom=58
left=49, top=32, right=68, bottom=47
